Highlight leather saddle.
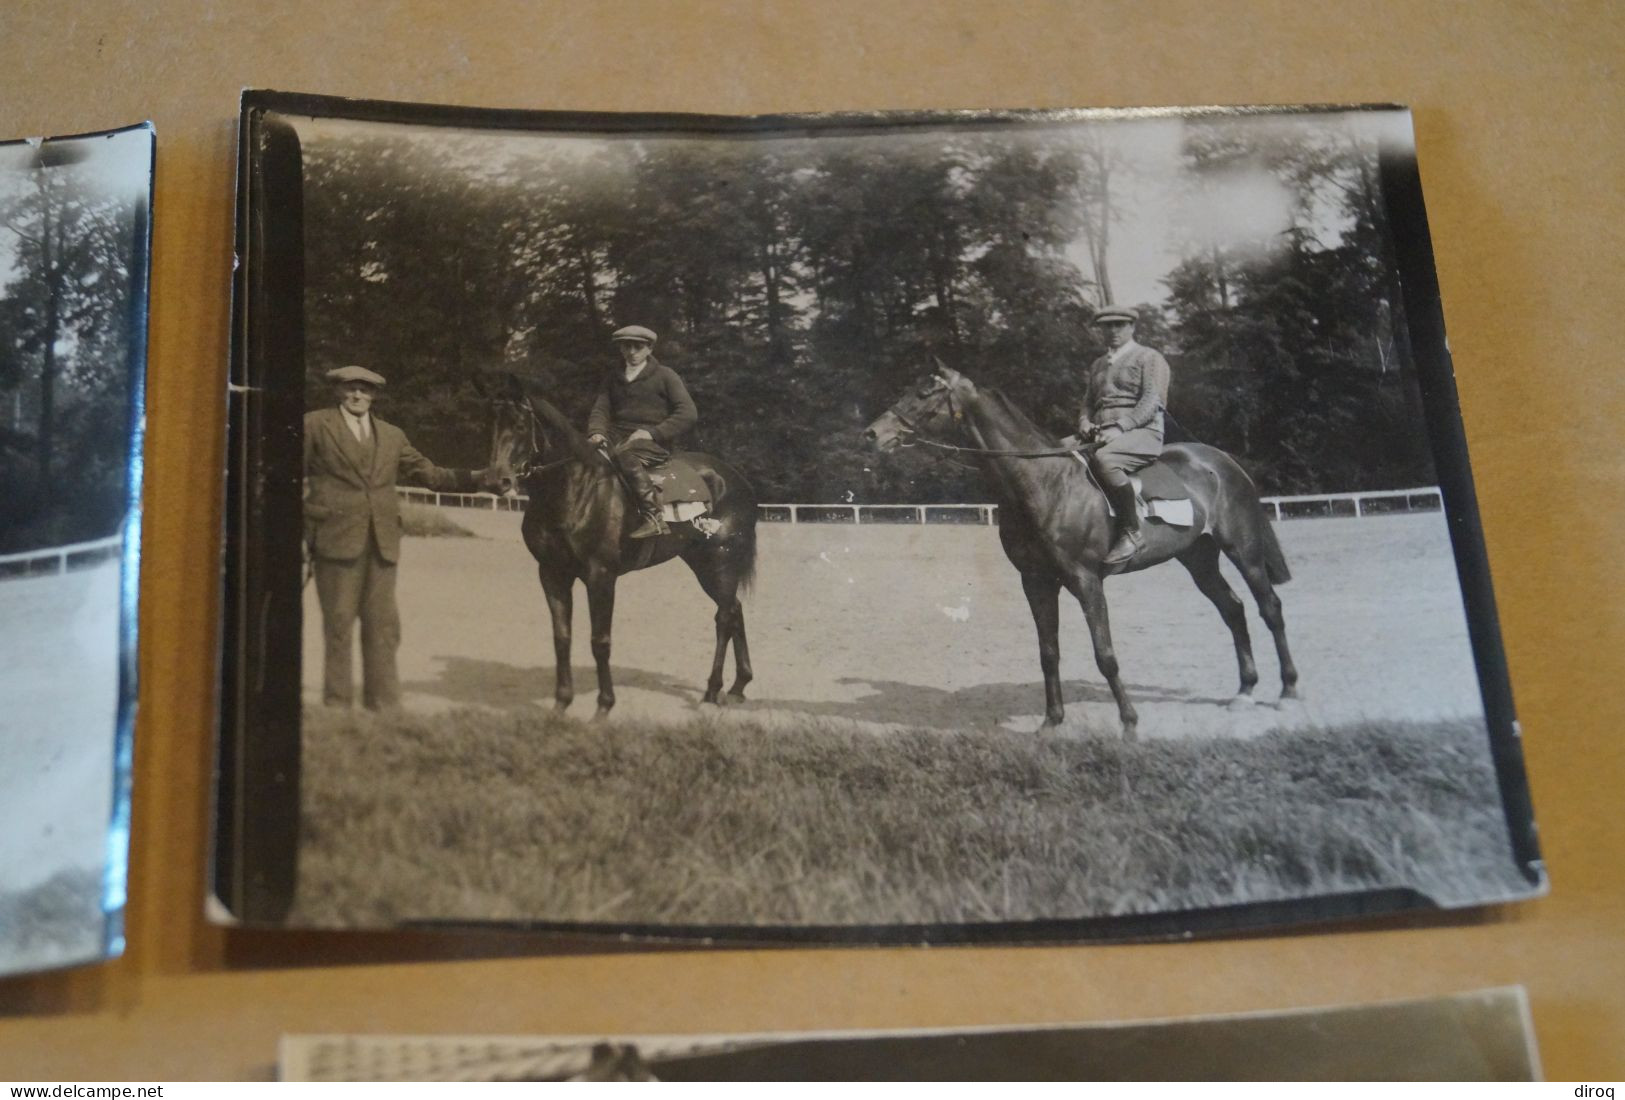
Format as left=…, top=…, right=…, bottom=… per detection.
left=1065, top=444, right=1195, bottom=527
left=643, top=453, right=713, bottom=522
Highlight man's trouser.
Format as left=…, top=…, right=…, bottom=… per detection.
left=1090, top=426, right=1164, bottom=550
left=314, top=531, right=401, bottom=710
left=1089, top=425, right=1163, bottom=491
left=608, top=435, right=671, bottom=512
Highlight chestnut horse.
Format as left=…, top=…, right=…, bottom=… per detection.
left=866, top=367, right=1297, bottom=739
left=480, top=372, right=757, bottom=717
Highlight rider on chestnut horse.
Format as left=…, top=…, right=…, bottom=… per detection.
left=586, top=325, right=699, bottom=539
left=1078, top=305, right=1172, bottom=567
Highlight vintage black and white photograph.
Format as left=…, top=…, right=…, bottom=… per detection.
left=216, top=95, right=1540, bottom=936
left=279, top=987, right=1540, bottom=1081
left=0, top=124, right=151, bottom=975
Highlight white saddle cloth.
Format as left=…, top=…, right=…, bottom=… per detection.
left=1138, top=491, right=1195, bottom=528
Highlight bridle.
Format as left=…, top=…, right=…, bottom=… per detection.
left=891, top=380, right=1099, bottom=460
left=496, top=397, right=584, bottom=482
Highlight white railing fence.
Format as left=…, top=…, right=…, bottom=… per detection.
left=397, top=487, right=528, bottom=512
left=1261, top=487, right=1443, bottom=521
left=0, top=533, right=124, bottom=579
left=398, top=486, right=1443, bottom=526
left=757, top=503, right=997, bottom=526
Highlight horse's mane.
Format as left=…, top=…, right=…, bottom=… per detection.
left=505, top=372, right=595, bottom=462
left=979, top=385, right=1062, bottom=448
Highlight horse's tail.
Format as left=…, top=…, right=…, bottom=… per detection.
left=736, top=518, right=759, bottom=596
left=709, top=458, right=759, bottom=596
left=1259, top=510, right=1292, bottom=585
left=1205, top=446, right=1291, bottom=584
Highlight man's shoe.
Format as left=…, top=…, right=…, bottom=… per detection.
left=1104, top=528, right=1143, bottom=567
left=629, top=512, right=669, bottom=539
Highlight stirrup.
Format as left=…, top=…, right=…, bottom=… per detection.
left=1105, top=528, right=1143, bottom=566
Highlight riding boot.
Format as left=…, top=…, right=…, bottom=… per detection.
left=624, top=463, right=669, bottom=539
left=1104, top=481, right=1143, bottom=567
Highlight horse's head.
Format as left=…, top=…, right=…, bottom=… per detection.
left=475, top=371, right=541, bottom=498
left=863, top=362, right=977, bottom=453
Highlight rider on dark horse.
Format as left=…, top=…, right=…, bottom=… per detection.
left=1077, top=304, right=1172, bottom=567
left=586, top=325, right=699, bottom=539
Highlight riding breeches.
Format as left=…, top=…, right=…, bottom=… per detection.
left=608, top=436, right=670, bottom=474
left=1090, top=426, right=1162, bottom=490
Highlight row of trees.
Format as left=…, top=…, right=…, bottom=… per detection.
left=301, top=115, right=1433, bottom=502
left=1161, top=119, right=1431, bottom=491
left=0, top=145, right=142, bottom=553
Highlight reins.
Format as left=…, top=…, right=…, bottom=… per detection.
left=902, top=433, right=1098, bottom=459
left=520, top=453, right=580, bottom=478
left=892, top=378, right=1098, bottom=460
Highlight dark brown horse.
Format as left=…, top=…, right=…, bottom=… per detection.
left=480, top=372, right=757, bottom=717
left=866, top=367, right=1297, bottom=739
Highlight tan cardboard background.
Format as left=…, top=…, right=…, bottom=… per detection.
left=1, top=0, right=1621, bottom=1080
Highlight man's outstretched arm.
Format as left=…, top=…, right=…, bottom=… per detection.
left=398, top=439, right=478, bottom=492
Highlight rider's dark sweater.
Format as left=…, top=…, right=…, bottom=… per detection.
left=587, top=359, right=698, bottom=447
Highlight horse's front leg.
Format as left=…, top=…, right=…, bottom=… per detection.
left=584, top=570, right=617, bottom=719
left=539, top=566, right=574, bottom=711
left=1019, top=572, right=1066, bottom=728
left=1068, top=571, right=1138, bottom=741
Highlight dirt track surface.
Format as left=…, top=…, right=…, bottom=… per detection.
left=302, top=511, right=1488, bottom=740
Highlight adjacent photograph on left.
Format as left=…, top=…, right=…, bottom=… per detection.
left=0, top=123, right=152, bottom=976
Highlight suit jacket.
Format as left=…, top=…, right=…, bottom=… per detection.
left=303, top=406, right=469, bottom=563
left=1084, top=342, right=1171, bottom=437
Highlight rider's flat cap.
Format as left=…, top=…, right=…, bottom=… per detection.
left=1091, top=305, right=1138, bottom=324
left=325, top=365, right=386, bottom=386
left=610, top=325, right=658, bottom=344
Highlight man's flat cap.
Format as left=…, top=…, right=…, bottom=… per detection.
left=610, top=325, right=658, bottom=344
left=325, top=365, right=387, bottom=386
left=1091, top=305, right=1138, bottom=325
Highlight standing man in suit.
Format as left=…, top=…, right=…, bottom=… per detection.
left=304, top=365, right=487, bottom=710
left=1077, top=305, right=1172, bottom=568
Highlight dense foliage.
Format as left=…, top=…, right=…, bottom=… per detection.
left=301, top=116, right=1435, bottom=502
left=0, top=148, right=142, bottom=553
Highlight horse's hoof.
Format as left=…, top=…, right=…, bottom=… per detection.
left=592, top=706, right=612, bottom=722
left=1228, top=694, right=1256, bottom=711
left=702, top=691, right=721, bottom=705
left=553, top=699, right=573, bottom=713
left=1041, top=715, right=1065, bottom=731
left=1121, top=725, right=1139, bottom=743
left=1280, top=686, right=1303, bottom=703
left=727, top=691, right=747, bottom=704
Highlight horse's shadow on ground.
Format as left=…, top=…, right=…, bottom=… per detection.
left=403, top=657, right=693, bottom=711
left=406, top=656, right=1238, bottom=731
